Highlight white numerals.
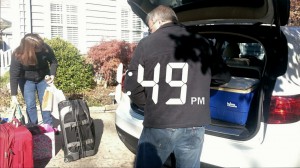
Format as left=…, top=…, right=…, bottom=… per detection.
left=165, top=63, right=188, bottom=105
left=138, top=64, right=160, bottom=104
left=116, top=62, right=191, bottom=105
left=115, top=63, right=124, bottom=104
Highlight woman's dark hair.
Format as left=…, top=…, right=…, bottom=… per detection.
left=13, top=33, right=47, bottom=66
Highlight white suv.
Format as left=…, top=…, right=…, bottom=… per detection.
left=115, top=0, right=300, bottom=167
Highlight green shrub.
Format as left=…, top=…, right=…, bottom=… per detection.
left=0, top=71, right=9, bottom=88
left=0, top=72, right=11, bottom=107
left=0, top=72, right=25, bottom=108
left=45, top=37, right=96, bottom=95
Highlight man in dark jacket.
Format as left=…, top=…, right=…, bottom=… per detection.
left=125, top=5, right=231, bottom=168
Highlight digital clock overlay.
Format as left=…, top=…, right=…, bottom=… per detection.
left=115, top=62, right=206, bottom=106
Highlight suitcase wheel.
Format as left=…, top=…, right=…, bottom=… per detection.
left=64, top=156, right=73, bottom=163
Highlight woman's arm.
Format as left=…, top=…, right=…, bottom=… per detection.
left=10, top=55, right=22, bottom=96
left=45, top=43, right=58, bottom=76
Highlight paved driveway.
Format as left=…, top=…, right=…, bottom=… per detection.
left=35, top=112, right=136, bottom=168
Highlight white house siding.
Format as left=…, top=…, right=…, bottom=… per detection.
left=84, top=0, right=118, bottom=53
left=2, top=0, right=146, bottom=54
left=10, top=0, right=43, bottom=49
left=31, top=0, right=50, bottom=38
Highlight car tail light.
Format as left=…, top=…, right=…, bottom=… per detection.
left=268, top=95, right=300, bottom=124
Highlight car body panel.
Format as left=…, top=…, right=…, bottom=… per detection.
left=115, top=93, right=143, bottom=139
left=115, top=26, right=300, bottom=167
left=116, top=1, right=299, bottom=167
left=115, top=101, right=300, bottom=167
left=273, top=27, right=300, bottom=96
left=202, top=122, right=300, bottom=167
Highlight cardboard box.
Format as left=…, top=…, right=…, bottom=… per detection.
left=210, top=77, right=259, bottom=125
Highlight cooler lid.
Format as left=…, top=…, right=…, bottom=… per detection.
left=221, top=77, right=259, bottom=89
left=211, top=77, right=259, bottom=93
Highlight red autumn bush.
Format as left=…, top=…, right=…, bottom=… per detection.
left=88, top=40, right=137, bottom=86
left=289, top=0, right=300, bottom=26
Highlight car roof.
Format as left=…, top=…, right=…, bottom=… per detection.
left=127, top=0, right=290, bottom=26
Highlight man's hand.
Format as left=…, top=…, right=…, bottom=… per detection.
left=11, top=96, right=19, bottom=104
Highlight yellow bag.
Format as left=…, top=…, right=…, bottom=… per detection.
left=42, top=87, right=54, bottom=111
left=42, top=85, right=66, bottom=118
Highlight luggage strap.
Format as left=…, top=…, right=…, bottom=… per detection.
left=64, top=119, right=89, bottom=128
left=67, top=138, right=94, bottom=148
left=73, top=100, right=85, bottom=157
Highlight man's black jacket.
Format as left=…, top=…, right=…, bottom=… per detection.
left=125, top=22, right=231, bottom=128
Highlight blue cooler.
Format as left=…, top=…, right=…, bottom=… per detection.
left=210, top=77, right=259, bottom=125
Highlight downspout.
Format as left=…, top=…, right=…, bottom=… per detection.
left=0, top=0, right=2, bottom=43
left=22, top=0, right=25, bottom=35
left=29, top=0, right=32, bottom=33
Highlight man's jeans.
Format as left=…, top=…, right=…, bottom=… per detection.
left=22, top=80, right=53, bottom=126
left=135, top=126, right=205, bottom=168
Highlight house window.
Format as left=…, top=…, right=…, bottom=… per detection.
left=132, top=14, right=141, bottom=30
left=121, top=7, right=144, bottom=42
left=66, top=5, right=78, bottom=47
left=132, top=31, right=142, bottom=43
left=121, top=30, right=129, bottom=41
left=50, top=3, right=78, bottom=47
left=67, top=27, right=78, bottom=47
left=121, top=9, right=129, bottom=29
left=51, top=26, right=63, bottom=38
left=50, top=3, right=63, bottom=38
left=51, top=3, right=62, bottom=12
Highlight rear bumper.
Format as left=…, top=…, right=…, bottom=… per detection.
left=201, top=122, right=300, bottom=167
left=115, top=125, right=138, bottom=154
left=115, top=95, right=300, bottom=167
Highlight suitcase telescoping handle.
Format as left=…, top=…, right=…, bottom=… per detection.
left=78, top=100, right=89, bottom=123
left=73, top=100, right=85, bottom=157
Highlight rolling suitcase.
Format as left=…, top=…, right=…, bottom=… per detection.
left=0, top=119, right=34, bottom=168
left=58, top=99, right=96, bottom=162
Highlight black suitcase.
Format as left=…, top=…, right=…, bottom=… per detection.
left=58, top=99, right=96, bottom=162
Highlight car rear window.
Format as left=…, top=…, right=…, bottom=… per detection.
left=144, top=0, right=264, bottom=8
left=240, top=43, right=265, bottom=60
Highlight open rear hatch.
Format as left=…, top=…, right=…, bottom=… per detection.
left=127, top=0, right=290, bottom=27
left=127, top=0, right=290, bottom=140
